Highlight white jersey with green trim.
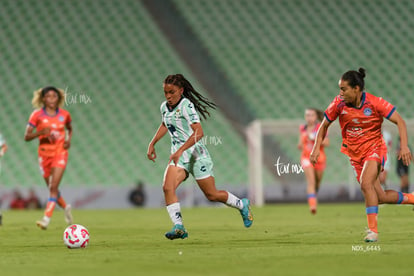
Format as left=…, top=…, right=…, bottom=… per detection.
left=161, top=97, right=210, bottom=163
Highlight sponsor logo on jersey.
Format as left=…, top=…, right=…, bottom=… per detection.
left=352, top=118, right=360, bottom=124
left=363, top=107, right=372, bottom=116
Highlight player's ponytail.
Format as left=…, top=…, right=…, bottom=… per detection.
left=164, top=74, right=217, bottom=120
left=341, top=67, right=366, bottom=91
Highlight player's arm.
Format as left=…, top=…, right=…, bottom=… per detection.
left=147, top=123, right=168, bottom=162
left=310, top=118, right=331, bottom=164
left=388, top=111, right=412, bottom=165
left=24, top=125, right=50, bottom=142
left=297, top=133, right=302, bottom=150
left=169, top=122, right=204, bottom=165
left=64, top=122, right=72, bottom=149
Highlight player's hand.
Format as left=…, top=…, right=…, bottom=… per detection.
left=169, top=149, right=183, bottom=166
left=63, top=140, right=71, bottom=149
left=398, top=145, right=412, bottom=166
left=310, top=148, right=320, bottom=165
left=38, top=127, right=51, bottom=136
left=147, top=144, right=157, bottom=162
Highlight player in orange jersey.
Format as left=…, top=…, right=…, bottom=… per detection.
left=298, top=108, right=329, bottom=214
left=24, top=86, right=73, bottom=229
left=310, top=68, right=413, bottom=242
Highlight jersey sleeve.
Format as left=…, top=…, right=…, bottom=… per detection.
left=182, top=99, right=200, bottom=124
left=375, top=96, right=395, bottom=119
left=28, top=110, right=39, bottom=128
left=324, top=96, right=341, bottom=123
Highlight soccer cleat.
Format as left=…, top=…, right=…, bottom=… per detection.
left=310, top=207, right=317, bottom=215
left=64, top=204, right=73, bottom=224
left=165, top=224, right=188, bottom=240
left=364, top=229, right=378, bottom=242
left=239, top=198, right=253, bottom=228
left=36, top=217, right=50, bottom=230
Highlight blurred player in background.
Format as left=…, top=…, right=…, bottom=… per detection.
left=379, top=130, right=392, bottom=189
left=0, top=132, right=7, bottom=225
left=147, top=74, right=253, bottom=240
left=311, top=68, right=413, bottom=242
left=396, top=136, right=410, bottom=193
left=298, top=108, right=329, bottom=214
left=24, top=86, right=73, bottom=229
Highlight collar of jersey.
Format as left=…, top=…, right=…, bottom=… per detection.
left=167, top=97, right=184, bottom=112
left=347, top=92, right=366, bottom=109
left=42, top=107, right=60, bottom=117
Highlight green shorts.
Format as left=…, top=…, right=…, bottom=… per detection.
left=169, top=157, right=214, bottom=180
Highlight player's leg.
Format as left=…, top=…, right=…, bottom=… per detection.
left=304, top=166, right=317, bottom=214
left=400, top=174, right=409, bottom=193
left=359, top=160, right=380, bottom=242
left=398, top=160, right=410, bottom=193
left=37, top=166, right=66, bottom=229
left=379, top=170, right=387, bottom=189
left=163, top=164, right=188, bottom=239
left=196, top=176, right=253, bottom=228
left=374, top=175, right=414, bottom=205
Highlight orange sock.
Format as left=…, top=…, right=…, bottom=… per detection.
left=307, top=194, right=317, bottom=213
left=366, top=206, right=378, bottom=233
left=57, top=195, right=67, bottom=209
left=401, top=192, right=414, bottom=204
left=44, top=198, right=57, bottom=217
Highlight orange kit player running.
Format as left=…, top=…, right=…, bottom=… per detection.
left=24, top=86, right=73, bottom=229
left=310, top=68, right=413, bottom=242
left=298, top=108, right=329, bottom=214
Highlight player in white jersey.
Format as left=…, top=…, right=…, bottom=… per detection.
left=147, top=74, right=253, bottom=240
left=0, top=132, right=8, bottom=225
left=379, top=130, right=392, bottom=189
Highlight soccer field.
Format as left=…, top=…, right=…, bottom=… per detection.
left=0, top=203, right=412, bottom=276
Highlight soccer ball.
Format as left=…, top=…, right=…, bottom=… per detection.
left=63, top=224, right=90, bottom=249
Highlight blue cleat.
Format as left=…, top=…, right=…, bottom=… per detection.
left=239, top=198, right=253, bottom=228
left=165, top=224, right=189, bottom=240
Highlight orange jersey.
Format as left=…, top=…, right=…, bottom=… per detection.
left=299, top=123, right=326, bottom=159
left=28, top=108, right=72, bottom=157
left=324, top=92, right=395, bottom=160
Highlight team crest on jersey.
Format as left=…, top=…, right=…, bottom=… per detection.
left=174, top=109, right=181, bottom=119
left=363, top=107, right=372, bottom=116
left=59, top=115, right=64, bottom=122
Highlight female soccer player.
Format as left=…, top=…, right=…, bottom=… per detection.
left=310, top=68, right=413, bottom=242
left=147, top=74, right=253, bottom=240
left=24, top=86, right=73, bottom=229
left=298, top=108, right=329, bottom=214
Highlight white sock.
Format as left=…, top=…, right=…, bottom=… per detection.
left=226, top=192, right=243, bottom=210
left=166, top=202, right=183, bottom=225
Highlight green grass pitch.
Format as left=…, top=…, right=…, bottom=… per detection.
left=0, top=203, right=412, bottom=276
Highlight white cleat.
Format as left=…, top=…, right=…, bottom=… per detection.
left=36, top=217, right=50, bottom=230
left=64, top=204, right=73, bottom=225
left=364, top=229, right=378, bottom=242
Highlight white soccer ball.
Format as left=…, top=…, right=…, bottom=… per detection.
left=63, top=224, right=90, bottom=249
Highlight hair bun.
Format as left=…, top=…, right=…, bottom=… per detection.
left=358, top=67, right=366, bottom=78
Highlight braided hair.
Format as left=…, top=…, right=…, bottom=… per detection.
left=164, top=74, right=217, bottom=120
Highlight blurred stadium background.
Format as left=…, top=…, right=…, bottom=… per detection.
left=1, top=0, right=413, bottom=208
